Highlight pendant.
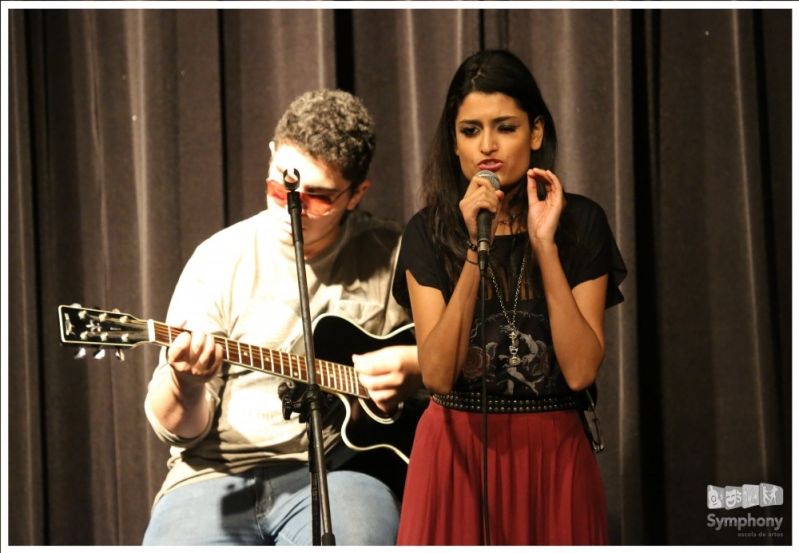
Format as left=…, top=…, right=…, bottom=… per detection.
left=508, top=329, right=521, bottom=367
left=506, top=328, right=518, bottom=344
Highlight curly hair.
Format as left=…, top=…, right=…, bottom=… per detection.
left=273, top=89, right=376, bottom=187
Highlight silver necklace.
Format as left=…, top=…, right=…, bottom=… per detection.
left=488, top=250, right=528, bottom=367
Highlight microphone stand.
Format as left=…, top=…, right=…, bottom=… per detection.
left=280, top=168, right=336, bottom=545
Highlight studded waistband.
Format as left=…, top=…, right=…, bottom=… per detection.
left=432, top=390, right=582, bottom=413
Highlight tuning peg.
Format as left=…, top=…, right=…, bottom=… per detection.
left=74, top=347, right=87, bottom=360
left=114, top=348, right=125, bottom=362
left=93, top=348, right=107, bottom=360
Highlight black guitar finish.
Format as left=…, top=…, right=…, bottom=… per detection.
left=312, top=314, right=426, bottom=499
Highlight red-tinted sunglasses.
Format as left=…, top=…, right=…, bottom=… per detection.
left=266, top=179, right=350, bottom=217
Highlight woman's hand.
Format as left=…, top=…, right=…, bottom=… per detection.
left=459, top=173, right=504, bottom=243
left=527, top=168, right=565, bottom=249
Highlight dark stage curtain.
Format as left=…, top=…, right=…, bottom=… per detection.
left=8, top=8, right=791, bottom=545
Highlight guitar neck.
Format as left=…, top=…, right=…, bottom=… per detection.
left=151, top=321, right=368, bottom=399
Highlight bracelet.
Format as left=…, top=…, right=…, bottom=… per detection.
left=466, top=239, right=478, bottom=252
left=464, top=256, right=477, bottom=265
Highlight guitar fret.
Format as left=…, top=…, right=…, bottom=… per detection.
left=259, top=346, right=265, bottom=371
left=330, top=362, right=337, bottom=390
left=248, top=344, right=253, bottom=365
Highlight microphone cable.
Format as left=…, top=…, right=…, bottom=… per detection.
left=474, top=169, right=500, bottom=545
left=479, top=263, right=491, bottom=545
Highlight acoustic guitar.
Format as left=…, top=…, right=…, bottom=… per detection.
left=57, top=304, right=426, bottom=495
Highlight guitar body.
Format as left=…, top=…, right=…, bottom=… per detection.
left=311, top=315, right=427, bottom=498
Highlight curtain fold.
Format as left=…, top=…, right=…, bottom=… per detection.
left=7, top=7, right=791, bottom=545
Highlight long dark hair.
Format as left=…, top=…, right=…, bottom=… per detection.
left=424, top=50, right=558, bottom=286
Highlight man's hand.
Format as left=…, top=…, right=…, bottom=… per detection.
left=147, top=323, right=224, bottom=439
left=167, top=323, right=224, bottom=393
left=352, top=345, right=420, bottom=415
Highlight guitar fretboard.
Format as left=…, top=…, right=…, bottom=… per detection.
left=152, top=322, right=368, bottom=399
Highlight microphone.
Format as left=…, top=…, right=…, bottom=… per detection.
left=475, top=170, right=500, bottom=272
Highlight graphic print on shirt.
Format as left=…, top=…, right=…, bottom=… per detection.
left=460, top=309, right=564, bottom=397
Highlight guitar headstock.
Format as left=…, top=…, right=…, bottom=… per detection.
left=58, top=304, right=150, bottom=360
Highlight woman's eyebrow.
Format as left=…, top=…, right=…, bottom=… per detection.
left=457, top=115, right=522, bottom=125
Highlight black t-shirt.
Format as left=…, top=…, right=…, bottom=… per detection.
left=393, top=193, right=627, bottom=399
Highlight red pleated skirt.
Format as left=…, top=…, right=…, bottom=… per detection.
left=396, top=401, right=608, bottom=545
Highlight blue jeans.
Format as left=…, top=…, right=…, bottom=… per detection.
left=142, top=466, right=399, bottom=545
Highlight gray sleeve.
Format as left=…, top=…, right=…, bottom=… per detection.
left=143, top=243, right=226, bottom=447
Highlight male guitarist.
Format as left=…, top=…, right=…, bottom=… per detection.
left=142, top=89, right=421, bottom=545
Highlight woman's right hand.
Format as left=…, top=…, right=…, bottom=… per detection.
left=458, top=173, right=504, bottom=243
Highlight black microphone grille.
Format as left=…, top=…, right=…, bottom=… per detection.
left=474, top=170, right=500, bottom=190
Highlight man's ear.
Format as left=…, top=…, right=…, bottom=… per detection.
left=265, top=141, right=277, bottom=199
left=346, top=179, right=372, bottom=210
